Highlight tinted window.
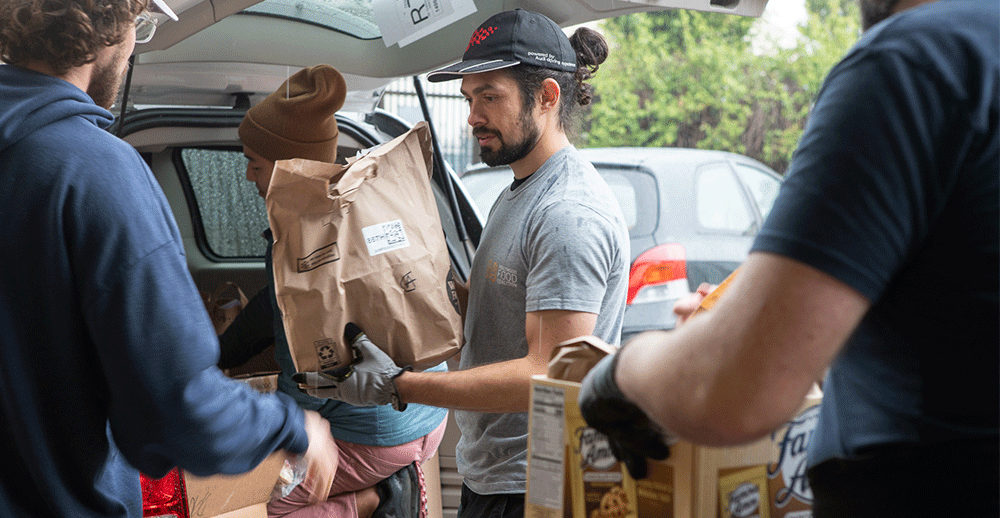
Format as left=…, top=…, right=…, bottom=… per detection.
left=243, top=0, right=380, bottom=40
left=734, top=163, right=780, bottom=219
left=696, top=163, right=753, bottom=232
left=181, top=148, right=269, bottom=258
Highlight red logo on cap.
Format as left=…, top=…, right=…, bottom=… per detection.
left=466, top=26, right=497, bottom=51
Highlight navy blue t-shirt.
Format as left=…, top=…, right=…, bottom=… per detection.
left=751, top=0, right=998, bottom=466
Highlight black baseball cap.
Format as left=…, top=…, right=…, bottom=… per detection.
left=426, top=9, right=577, bottom=83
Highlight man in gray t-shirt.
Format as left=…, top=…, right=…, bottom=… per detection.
left=456, top=145, right=628, bottom=497
left=314, top=10, right=628, bottom=517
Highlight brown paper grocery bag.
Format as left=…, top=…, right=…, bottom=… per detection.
left=266, top=122, right=463, bottom=373
left=201, top=282, right=249, bottom=334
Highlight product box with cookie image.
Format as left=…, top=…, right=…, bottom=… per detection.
left=524, top=335, right=822, bottom=518
left=524, top=336, right=694, bottom=518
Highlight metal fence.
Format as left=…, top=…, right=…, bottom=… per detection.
left=379, top=75, right=479, bottom=174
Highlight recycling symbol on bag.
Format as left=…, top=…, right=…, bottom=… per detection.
left=315, top=338, right=339, bottom=367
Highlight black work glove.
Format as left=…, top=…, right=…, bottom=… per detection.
left=578, top=352, right=672, bottom=479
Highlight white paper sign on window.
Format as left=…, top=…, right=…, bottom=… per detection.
left=373, top=0, right=477, bottom=48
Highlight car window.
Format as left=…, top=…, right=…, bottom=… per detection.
left=243, top=0, right=380, bottom=40
left=461, top=169, right=511, bottom=218
left=734, top=163, right=781, bottom=220
left=696, top=163, right=753, bottom=233
left=181, top=147, right=269, bottom=258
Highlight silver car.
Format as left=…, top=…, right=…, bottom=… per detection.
left=461, top=147, right=782, bottom=341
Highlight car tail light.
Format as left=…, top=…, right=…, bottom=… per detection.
left=141, top=468, right=189, bottom=518
left=627, top=243, right=689, bottom=305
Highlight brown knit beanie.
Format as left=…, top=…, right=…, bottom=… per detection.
left=239, top=64, right=347, bottom=163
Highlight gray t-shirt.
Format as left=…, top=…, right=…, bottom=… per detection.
left=456, top=146, right=630, bottom=495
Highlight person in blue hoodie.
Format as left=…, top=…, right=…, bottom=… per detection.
left=218, top=63, right=447, bottom=518
left=0, top=1, right=339, bottom=516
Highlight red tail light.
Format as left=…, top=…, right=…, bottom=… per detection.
left=141, top=468, right=189, bottom=518
left=626, top=243, right=688, bottom=305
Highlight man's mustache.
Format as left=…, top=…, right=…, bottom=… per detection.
left=473, top=128, right=500, bottom=138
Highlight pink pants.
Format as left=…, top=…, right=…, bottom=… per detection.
left=267, top=418, right=447, bottom=518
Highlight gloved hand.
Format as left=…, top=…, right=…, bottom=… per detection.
left=578, top=352, right=672, bottom=479
left=293, top=323, right=411, bottom=410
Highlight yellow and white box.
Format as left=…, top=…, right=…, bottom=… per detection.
left=525, top=336, right=821, bottom=518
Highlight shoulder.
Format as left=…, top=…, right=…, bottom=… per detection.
left=809, top=0, right=997, bottom=141
left=863, top=0, right=996, bottom=45
left=543, top=155, right=624, bottom=229
left=836, top=0, right=997, bottom=86
left=34, top=121, right=180, bottom=261
left=27, top=115, right=148, bottom=178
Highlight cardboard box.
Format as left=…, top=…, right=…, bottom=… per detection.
left=183, top=373, right=288, bottom=518
left=525, top=338, right=822, bottom=518
left=526, top=373, right=695, bottom=518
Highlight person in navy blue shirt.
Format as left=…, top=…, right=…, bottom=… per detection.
left=579, top=0, right=998, bottom=516
left=0, top=1, right=338, bottom=516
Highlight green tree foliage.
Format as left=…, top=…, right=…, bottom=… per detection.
left=583, top=0, right=860, bottom=173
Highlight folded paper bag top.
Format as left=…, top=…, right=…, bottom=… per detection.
left=547, top=335, right=617, bottom=383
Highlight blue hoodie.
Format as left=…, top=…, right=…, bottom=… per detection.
left=0, top=64, right=308, bottom=517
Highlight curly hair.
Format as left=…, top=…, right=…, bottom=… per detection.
left=0, top=0, right=148, bottom=75
left=508, top=26, right=609, bottom=133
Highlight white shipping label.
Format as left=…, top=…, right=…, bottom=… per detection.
left=528, top=384, right=565, bottom=509
left=362, top=220, right=410, bottom=256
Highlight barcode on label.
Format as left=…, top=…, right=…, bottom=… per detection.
left=362, top=220, right=410, bottom=256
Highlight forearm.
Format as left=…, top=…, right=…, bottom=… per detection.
left=395, top=354, right=548, bottom=413
left=616, top=254, right=867, bottom=446
left=616, top=319, right=811, bottom=446
left=101, top=251, right=306, bottom=476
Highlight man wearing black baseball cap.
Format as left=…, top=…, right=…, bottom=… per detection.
left=426, top=8, right=578, bottom=81
left=310, top=9, right=631, bottom=518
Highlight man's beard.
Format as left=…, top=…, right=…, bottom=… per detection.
left=859, top=0, right=902, bottom=31
left=477, top=109, right=541, bottom=167
left=88, top=46, right=128, bottom=109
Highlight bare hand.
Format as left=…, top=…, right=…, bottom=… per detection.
left=300, top=410, right=337, bottom=505
left=672, top=283, right=715, bottom=326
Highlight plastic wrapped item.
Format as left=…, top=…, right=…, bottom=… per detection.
left=273, top=454, right=308, bottom=499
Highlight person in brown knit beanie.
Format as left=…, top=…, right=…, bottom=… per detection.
left=239, top=64, right=347, bottom=198
left=240, top=63, right=346, bottom=164
left=220, top=64, right=446, bottom=518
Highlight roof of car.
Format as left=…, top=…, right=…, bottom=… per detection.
left=130, top=0, right=768, bottom=112
left=577, top=146, right=770, bottom=169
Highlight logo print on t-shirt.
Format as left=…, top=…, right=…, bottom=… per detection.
left=486, top=259, right=517, bottom=287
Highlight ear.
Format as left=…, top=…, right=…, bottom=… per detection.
left=538, top=78, right=561, bottom=113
